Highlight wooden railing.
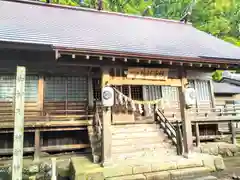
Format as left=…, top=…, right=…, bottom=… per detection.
left=93, top=100, right=102, bottom=137
left=0, top=101, right=92, bottom=130
left=193, top=119, right=239, bottom=147
left=0, top=101, right=93, bottom=157
left=155, top=104, right=240, bottom=154
left=155, top=106, right=183, bottom=155
left=159, top=104, right=240, bottom=123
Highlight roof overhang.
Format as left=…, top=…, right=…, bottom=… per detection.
left=0, top=40, right=53, bottom=51
left=54, top=46, right=240, bottom=69
left=0, top=40, right=239, bottom=70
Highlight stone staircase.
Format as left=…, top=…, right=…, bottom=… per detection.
left=111, top=123, right=177, bottom=162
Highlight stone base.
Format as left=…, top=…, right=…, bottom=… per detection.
left=70, top=153, right=225, bottom=180
left=193, top=142, right=240, bottom=157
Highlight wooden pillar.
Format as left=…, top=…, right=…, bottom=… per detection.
left=38, top=76, right=44, bottom=115
left=195, top=123, right=200, bottom=147
left=142, top=86, right=150, bottom=117
left=12, top=66, right=26, bottom=180
left=34, top=129, right=40, bottom=162
left=209, top=80, right=216, bottom=109
left=88, top=75, right=94, bottom=108
left=193, top=80, right=199, bottom=112
left=101, top=67, right=112, bottom=166
left=179, top=68, right=193, bottom=157
left=34, top=76, right=44, bottom=161
left=230, top=121, right=236, bottom=145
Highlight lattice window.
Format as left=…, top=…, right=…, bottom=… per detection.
left=189, top=80, right=211, bottom=101
left=131, top=85, right=142, bottom=100
left=0, top=76, right=15, bottom=101
left=25, top=76, right=39, bottom=101
left=122, top=85, right=129, bottom=96
left=67, top=77, right=87, bottom=101
left=44, top=76, right=87, bottom=102
left=161, top=86, right=179, bottom=101
left=0, top=75, right=38, bottom=101
left=45, top=77, right=66, bottom=101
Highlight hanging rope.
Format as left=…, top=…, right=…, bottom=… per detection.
left=113, top=87, right=163, bottom=105
left=113, top=87, right=165, bottom=113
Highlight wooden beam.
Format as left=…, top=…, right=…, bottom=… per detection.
left=193, top=80, right=199, bottom=112
left=0, top=144, right=90, bottom=155
left=55, top=50, right=61, bottom=60
left=109, top=77, right=182, bottom=86
left=34, top=129, right=40, bottom=162
left=178, top=68, right=193, bottom=157
left=230, top=121, right=236, bottom=145
left=195, top=123, right=200, bottom=147
left=101, top=67, right=111, bottom=87
left=87, top=75, right=94, bottom=108
left=101, top=67, right=112, bottom=166
left=38, top=77, right=44, bottom=115
left=209, top=80, right=216, bottom=109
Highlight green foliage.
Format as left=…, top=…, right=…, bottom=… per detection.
left=212, top=70, right=239, bottom=82
left=212, top=70, right=223, bottom=82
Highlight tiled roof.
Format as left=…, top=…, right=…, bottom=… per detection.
left=213, top=82, right=240, bottom=94
left=0, top=0, right=240, bottom=62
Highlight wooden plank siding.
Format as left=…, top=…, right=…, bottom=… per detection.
left=0, top=74, right=92, bottom=155
left=0, top=75, right=91, bottom=126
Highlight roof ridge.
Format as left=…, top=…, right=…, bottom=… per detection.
left=2, top=0, right=192, bottom=25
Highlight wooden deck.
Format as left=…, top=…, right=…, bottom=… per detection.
left=0, top=100, right=93, bottom=156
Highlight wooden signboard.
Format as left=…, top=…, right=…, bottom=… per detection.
left=127, top=68, right=169, bottom=80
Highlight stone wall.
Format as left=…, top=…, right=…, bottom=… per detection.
left=194, top=142, right=240, bottom=157
left=0, top=159, right=70, bottom=180
left=87, top=125, right=102, bottom=163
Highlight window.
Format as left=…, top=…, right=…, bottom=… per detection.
left=0, top=75, right=38, bottom=101
left=44, top=76, right=88, bottom=102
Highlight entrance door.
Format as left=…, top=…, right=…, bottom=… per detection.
left=112, top=85, right=143, bottom=124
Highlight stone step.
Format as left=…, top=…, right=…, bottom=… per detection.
left=112, top=143, right=173, bottom=154
left=112, top=123, right=159, bottom=129
left=112, top=148, right=177, bottom=161
left=105, top=167, right=212, bottom=180
left=112, top=124, right=161, bottom=134
left=112, top=137, right=170, bottom=146
left=193, top=176, right=217, bottom=180
left=112, top=131, right=166, bottom=140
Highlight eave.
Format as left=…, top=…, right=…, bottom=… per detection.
left=54, top=46, right=240, bottom=69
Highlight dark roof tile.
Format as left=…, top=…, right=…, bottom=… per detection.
left=0, top=0, right=240, bottom=61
